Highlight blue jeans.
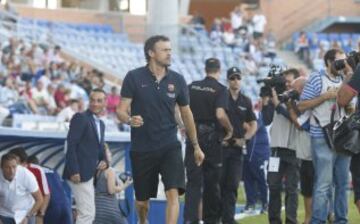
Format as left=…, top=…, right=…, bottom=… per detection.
left=310, top=137, right=350, bottom=224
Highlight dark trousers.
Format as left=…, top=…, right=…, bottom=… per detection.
left=184, top=125, right=222, bottom=224
left=243, top=154, right=268, bottom=207
left=268, top=148, right=299, bottom=224
left=0, top=215, right=16, bottom=224
left=220, top=147, right=243, bottom=224
left=351, top=153, right=360, bottom=203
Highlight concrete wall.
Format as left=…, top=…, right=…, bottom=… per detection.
left=260, top=0, right=360, bottom=41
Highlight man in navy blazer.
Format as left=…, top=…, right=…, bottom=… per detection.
left=63, top=88, right=107, bottom=224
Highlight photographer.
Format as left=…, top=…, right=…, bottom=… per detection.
left=262, top=68, right=300, bottom=224
left=284, top=77, right=313, bottom=224
left=337, top=51, right=360, bottom=213
left=220, top=67, right=257, bottom=224
left=298, top=48, right=351, bottom=223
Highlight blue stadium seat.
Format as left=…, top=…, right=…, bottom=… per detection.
left=328, top=33, right=340, bottom=42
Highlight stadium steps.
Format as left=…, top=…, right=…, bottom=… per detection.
left=275, top=49, right=310, bottom=75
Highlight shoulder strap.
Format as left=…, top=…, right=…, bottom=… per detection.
left=313, top=106, right=336, bottom=127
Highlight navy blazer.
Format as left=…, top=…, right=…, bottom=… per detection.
left=63, top=110, right=105, bottom=182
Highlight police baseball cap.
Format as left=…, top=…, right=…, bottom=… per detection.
left=205, top=58, right=221, bottom=70
left=227, top=67, right=242, bottom=79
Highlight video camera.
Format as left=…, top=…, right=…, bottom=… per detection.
left=278, top=89, right=300, bottom=103
left=257, top=64, right=287, bottom=97
left=333, top=50, right=360, bottom=71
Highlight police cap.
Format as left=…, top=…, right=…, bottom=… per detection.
left=227, top=67, right=242, bottom=79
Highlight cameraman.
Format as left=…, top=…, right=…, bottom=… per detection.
left=263, top=68, right=300, bottom=224
left=220, top=67, right=257, bottom=224
left=337, top=57, right=360, bottom=213
left=298, top=48, right=350, bottom=223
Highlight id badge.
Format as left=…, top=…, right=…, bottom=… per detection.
left=268, top=157, right=280, bottom=172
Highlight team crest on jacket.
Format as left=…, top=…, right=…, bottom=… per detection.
left=168, top=84, right=175, bottom=92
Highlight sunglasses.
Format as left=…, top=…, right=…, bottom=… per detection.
left=229, top=76, right=241, bottom=81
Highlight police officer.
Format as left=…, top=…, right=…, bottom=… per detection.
left=220, top=67, right=257, bottom=224
left=184, top=58, right=233, bottom=224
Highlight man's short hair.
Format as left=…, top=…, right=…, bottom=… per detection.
left=205, top=58, right=221, bottom=74
left=283, top=68, right=300, bottom=79
left=324, top=48, right=344, bottom=67
left=28, top=155, right=39, bottom=165
left=1, top=153, right=18, bottom=167
left=91, top=88, right=106, bottom=96
left=9, top=147, right=28, bottom=164
left=144, top=35, right=170, bottom=63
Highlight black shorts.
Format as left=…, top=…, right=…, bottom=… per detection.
left=300, top=160, right=314, bottom=197
left=130, top=142, right=185, bottom=201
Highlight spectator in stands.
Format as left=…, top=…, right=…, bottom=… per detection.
left=210, top=24, right=223, bottom=45
left=94, top=144, right=132, bottom=224
left=296, top=31, right=311, bottom=66
left=57, top=99, right=80, bottom=122
left=54, top=84, right=69, bottom=109
left=249, top=40, right=264, bottom=64
left=51, top=45, right=63, bottom=64
left=106, top=86, right=120, bottom=116
left=223, top=27, right=236, bottom=47
left=46, top=84, right=57, bottom=114
left=298, top=49, right=350, bottom=223
left=251, top=7, right=267, bottom=40
left=190, top=12, right=205, bottom=27
left=28, top=155, right=73, bottom=224
left=19, top=80, right=38, bottom=114
left=63, top=88, right=108, bottom=224
left=9, top=147, right=51, bottom=224
left=67, top=62, right=81, bottom=81
left=242, top=53, right=258, bottom=76
left=117, top=35, right=204, bottom=224
left=0, top=77, right=18, bottom=108
left=48, top=61, right=61, bottom=80
left=234, top=26, right=250, bottom=50
left=210, top=17, right=222, bottom=32
left=32, top=80, right=53, bottom=114
left=230, top=6, right=243, bottom=31
left=0, top=153, right=43, bottom=224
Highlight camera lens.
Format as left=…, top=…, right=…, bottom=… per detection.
left=333, top=59, right=346, bottom=71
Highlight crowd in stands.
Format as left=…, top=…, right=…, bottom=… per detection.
left=190, top=4, right=278, bottom=79
left=0, top=37, right=122, bottom=127
left=294, top=31, right=360, bottom=70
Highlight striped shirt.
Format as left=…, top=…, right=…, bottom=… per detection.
left=300, top=72, right=324, bottom=137
left=300, top=70, right=342, bottom=138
